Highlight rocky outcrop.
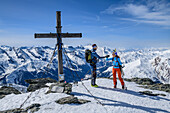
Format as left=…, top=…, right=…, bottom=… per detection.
left=46, top=82, right=72, bottom=94
left=124, top=78, right=154, bottom=85
left=25, top=77, right=57, bottom=84
left=0, top=103, right=41, bottom=113
left=152, top=57, right=170, bottom=84
left=124, top=78, right=170, bottom=93
left=0, top=86, right=21, bottom=95
left=25, top=103, right=41, bottom=112
left=139, top=91, right=166, bottom=96
left=0, top=108, right=26, bottom=113
left=55, top=96, right=90, bottom=104
left=0, top=95, right=5, bottom=99
left=25, top=78, right=57, bottom=92
left=25, top=78, right=72, bottom=94
left=140, top=84, right=170, bottom=93
left=0, top=86, right=21, bottom=99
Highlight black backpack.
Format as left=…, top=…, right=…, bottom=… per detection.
left=85, top=49, right=92, bottom=63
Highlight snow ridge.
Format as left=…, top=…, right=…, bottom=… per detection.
left=0, top=45, right=169, bottom=86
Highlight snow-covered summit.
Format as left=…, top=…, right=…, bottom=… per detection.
left=0, top=78, right=169, bottom=113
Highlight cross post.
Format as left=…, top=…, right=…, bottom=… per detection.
left=56, top=11, right=64, bottom=82
left=34, top=11, right=82, bottom=82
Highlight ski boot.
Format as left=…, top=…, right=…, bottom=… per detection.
left=91, top=84, right=98, bottom=87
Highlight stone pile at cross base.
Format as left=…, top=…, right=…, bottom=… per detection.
left=0, top=77, right=91, bottom=113
left=25, top=77, right=72, bottom=94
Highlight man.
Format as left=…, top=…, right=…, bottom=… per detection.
left=106, top=50, right=125, bottom=89
left=90, top=44, right=109, bottom=87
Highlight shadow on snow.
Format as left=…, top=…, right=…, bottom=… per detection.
left=71, top=86, right=170, bottom=113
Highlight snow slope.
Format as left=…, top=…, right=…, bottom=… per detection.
left=0, top=78, right=169, bottom=113
left=0, top=45, right=170, bottom=85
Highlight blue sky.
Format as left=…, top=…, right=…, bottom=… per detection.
left=0, top=0, right=170, bottom=48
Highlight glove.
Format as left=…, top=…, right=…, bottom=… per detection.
left=105, top=55, right=110, bottom=58
left=121, top=65, right=125, bottom=68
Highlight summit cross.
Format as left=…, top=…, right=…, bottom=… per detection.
left=34, top=11, right=82, bottom=82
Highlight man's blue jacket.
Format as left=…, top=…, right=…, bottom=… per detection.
left=91, top=49, right=103, bottom=64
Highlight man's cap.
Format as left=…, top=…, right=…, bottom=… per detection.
left=92, top=44, right=97, bottom=47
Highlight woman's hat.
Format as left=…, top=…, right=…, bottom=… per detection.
left=112, top=48, right=117, bottom=55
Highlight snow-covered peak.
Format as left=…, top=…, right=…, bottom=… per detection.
left=0, top=45, right=169, bottom=86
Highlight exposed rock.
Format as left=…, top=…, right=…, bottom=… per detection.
left=47, top=85, right=64, bottom=94
left=0, top=108, right=26, bottom=113
left=27, top=83, right=49, bottom=92
left=25, top=78, right=72, bottom=94
left=124, top=78, right=170, bottom=93
left=124, top=78, right=154, bottom=85
left=55, top=95, right=90, bottom=104
left=63, top=83, right=72, bottom=94
left=46, top=82, right=72, bottom=94
left=25, top=77, right=57, bottom=84
left=25, top=78, right=57, bottom=92
left=0, top=95, right=5, bottom=99
left=140, top=84, right=170, bottom=93
left=78, top=99, right=91, bottom=104
left=0, top=103, right=41, bottom=113
left=26, top=103, right=41, bottom=112
left=0, top=86, right=21, bottom=95
left=151, top=57, right=170, bottom=84
left=139, top=91, right=166, bottom=96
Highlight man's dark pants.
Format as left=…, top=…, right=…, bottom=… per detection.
left=90, top=64, right=96, bottom=85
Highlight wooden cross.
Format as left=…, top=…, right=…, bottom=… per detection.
left=34, top=11, right=82, bottom=82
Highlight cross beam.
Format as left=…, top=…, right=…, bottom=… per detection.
left=34, top=11, right=82, bottom=82
left=35, top=33, right=82, bottom=38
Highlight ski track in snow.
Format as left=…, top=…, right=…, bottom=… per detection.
left=0, top=79, right=169, bottom=113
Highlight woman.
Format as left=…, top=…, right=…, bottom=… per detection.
left=106, top=51, right=125, bottom=89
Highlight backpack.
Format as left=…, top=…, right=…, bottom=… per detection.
left=85, top=49, right=92, bottom=63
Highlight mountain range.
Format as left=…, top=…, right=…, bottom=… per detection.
left=0, top=45, right=169, bottom=86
